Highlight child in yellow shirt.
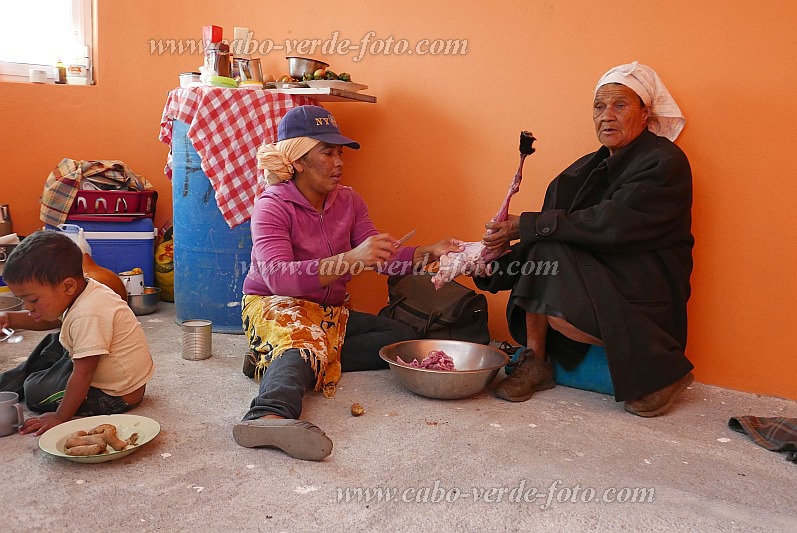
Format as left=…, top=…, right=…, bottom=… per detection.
left=0, top=230, right=155, bottom=436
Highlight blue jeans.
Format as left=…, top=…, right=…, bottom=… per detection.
left=0, top=333, right=132, bottom=416
left=243, top=311, right=416, bottom=420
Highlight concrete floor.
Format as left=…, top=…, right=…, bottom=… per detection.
left=1, top=301, right=795, bottom=532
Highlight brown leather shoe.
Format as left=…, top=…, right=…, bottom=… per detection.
left=495, top=349, right=555, bottom=402
left=624, top=372, right=694, bottom=417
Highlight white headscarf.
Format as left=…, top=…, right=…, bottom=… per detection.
left=595, top=61, right=685, bottom=141
left=256, top=137, right=320, bottom=186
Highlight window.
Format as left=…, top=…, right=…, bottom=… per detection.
left=0, top=0, right=93, bottom=83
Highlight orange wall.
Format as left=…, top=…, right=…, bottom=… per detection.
left=2, top=1, right=796, bottom=399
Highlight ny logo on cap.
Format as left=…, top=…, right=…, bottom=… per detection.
left=314, top=115, right=338, bottom=128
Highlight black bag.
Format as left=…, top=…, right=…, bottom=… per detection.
left=378, top=273, right=490, bottom=344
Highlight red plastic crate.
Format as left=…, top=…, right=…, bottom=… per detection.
left=68, top=190, right=157, bottom=222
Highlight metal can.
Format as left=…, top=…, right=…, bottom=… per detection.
left=204, top=43, right=231, bottom=78
left=181, top=319, right=212, bottom=360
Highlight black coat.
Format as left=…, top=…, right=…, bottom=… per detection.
left=476, top=130, right=694, bottom=401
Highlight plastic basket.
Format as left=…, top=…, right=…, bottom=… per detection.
left=68, top=190, right=157, bottom=221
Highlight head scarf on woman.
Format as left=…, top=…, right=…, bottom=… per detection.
left=596, top=61, right=686, bottom=141
left=256, top=137, right=319, bottom=186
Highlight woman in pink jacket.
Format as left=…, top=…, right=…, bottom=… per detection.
left=233, top=105, right=460, bottom=461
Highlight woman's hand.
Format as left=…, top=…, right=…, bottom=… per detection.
left=347, top=233, right=400, bottom=270
left=414, top=238, right=465, bottom=263
left=319, top=234, right=398, bottom=286
left=482, top=214, right=520, bottom=253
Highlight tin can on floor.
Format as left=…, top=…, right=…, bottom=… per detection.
left=181, top=319, right=212, bottom=360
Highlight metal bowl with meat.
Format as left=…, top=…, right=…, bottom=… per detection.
left=379, top=339, right=509, bottom=400
left=0, top=295, right=23, bottom=312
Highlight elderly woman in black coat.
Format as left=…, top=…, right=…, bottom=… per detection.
left=477, top=61, right=694, bottom=417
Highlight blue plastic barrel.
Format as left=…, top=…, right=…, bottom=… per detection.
left=171, top=120, right=252, bottom=333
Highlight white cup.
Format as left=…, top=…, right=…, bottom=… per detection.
left=29, top=69, right=47, bottom=84
left=0, top=391, right=24, bottom=437
left=119, top=271, right=145, bottom=295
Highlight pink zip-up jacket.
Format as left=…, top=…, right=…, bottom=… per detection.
left=243, top=180, right=417, bottom=306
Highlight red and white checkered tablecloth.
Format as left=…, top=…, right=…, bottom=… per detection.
left=159, top=87, right=316, bottom=228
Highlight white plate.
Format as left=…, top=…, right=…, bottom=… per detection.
left=305, top=80, right=368, bottom=91
left=273, top=81, right=308, bottom=89
left=38, top=414, right=160, bottom=464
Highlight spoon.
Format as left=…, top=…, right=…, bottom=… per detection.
left=1, top=326, right=23, bottom=344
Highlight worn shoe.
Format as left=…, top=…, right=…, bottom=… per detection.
left=494, top=349, right=555, bottom=402
left=233, top=418, right=333, bottom=461
left=624, top=372, right=694, bottom=418
left=242, top=350, right=257, bottom=379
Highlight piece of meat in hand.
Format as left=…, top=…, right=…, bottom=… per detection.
left=480, top=130, right=535, bottom=262
left=431, top=131, right=536, bottom=288
left=431, top=242, right=490, bottom=289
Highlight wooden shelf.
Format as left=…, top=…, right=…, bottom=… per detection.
left=268, top=87, right=376, bottom=103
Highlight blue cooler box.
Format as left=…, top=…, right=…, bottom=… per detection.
left=69, top=219, right=157, bottom=287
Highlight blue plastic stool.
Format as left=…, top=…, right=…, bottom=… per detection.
left=507, top=346, right=615, bottom=396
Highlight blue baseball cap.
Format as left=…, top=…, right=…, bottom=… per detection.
left=277, top=105, right=360, bottom=149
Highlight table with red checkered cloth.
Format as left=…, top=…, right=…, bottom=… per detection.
left=159, top=87, right=316, bottom=228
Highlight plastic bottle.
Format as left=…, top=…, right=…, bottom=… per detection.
left=66, top=42, right=92, bottom=85
left=66, top=58, right=88, bottom=85
left=58, top=224, right=92, bottom=255
left=0, top=205, right=12, bottom=237
left=55, top=59, right=67, bottom=84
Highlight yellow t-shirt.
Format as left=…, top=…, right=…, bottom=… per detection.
left=59, top=278, right=155, bottom=397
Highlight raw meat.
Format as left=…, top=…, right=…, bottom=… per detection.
left=431, top=241, right=488, bottom=290
left=431, top=131, right=536, bottom=289
left=396, top=350, right=456, bottom=371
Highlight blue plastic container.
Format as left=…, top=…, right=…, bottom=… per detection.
left=171, top=120, right=252, bottom=333
left=553, top=345, right=615, bottom=396
left=56, top=219, right=156, bottom=287
left=507, top=345, right=615, bottom=396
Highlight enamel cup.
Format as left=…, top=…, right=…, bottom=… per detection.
left=0, top=391, right=24, bottom=437
left=119, top=271, right=145, bottom=295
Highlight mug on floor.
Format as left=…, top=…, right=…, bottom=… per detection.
left=0, top=391, right=24, bottom=437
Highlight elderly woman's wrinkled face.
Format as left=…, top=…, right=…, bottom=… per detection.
left=593, top=83, right=651, bottom=154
